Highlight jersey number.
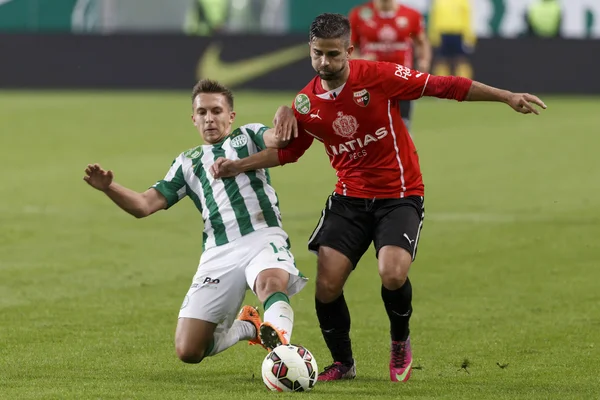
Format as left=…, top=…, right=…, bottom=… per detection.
left=270, top=242, right=292, bottom=261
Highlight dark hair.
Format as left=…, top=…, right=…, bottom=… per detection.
left=309, top=13, right=351, bottom=45
left=191, top=79, right=234, bottom=110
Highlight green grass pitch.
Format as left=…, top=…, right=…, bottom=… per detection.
left=1, top=91, right=599, bottom=399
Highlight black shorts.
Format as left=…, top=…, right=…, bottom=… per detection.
left=307, top=194, right=425, bottom=268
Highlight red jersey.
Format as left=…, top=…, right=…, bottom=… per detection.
left=287, top=59, right=430, bottom=199
left=349, top=2, right=424, bottom=67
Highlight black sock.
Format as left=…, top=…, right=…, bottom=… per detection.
left=315, top=293, right=353, bottom=365
left=381, top=278, right=413, bottom=342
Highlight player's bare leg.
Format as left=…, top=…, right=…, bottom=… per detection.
left=254, top=268, right=293, bottom=351
left=175, top=318, right=216, bottom=363
left=378, top=245, right=414, bottom=382
left=175, top=316, right=256, bottom=363
left=315, top=246, right=356, bottom=381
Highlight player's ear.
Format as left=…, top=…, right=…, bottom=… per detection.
left=229, top=111, right=236, bottom=124
left=347, top=44, right=355, bottom=58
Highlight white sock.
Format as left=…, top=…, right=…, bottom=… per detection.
left=207, top=320, right=255, bottom=357
left=263, top=300, right=294, bottom=343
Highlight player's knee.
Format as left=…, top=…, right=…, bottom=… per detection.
left=380, top=272, right=407, bottom=290
left=315, top=248, right=352, bottom=302
left=378, top=250, right=411, bottom=290
left=175, top=339, right=208, bottom=364
left=255, top=269, right=289, bottom=301
left=379, top=263, right=409, bottom=289
left=315, top=278, right=343, bottom=303
left=175, top=337, right=208, bottom=364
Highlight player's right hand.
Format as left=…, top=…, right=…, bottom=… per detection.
left=507, top=93, right=547, bottom=115
left=273, top=105, right=298, bottom=141
left=84, top=163, right=114, bottom=191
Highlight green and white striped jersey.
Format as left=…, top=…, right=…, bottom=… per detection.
left=152, top=123, right=282, bottom=251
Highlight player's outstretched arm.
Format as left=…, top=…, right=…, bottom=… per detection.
left=83, top=163, right=167, bottom=218
left=263, top=128, right=291, bottom=149
left=420, top=75, right=547, bottom=115
left=211, top=148, right=281, bottom=179
left=211, top=129, right=314, bottom=179
left=465, top=81, right=547, bottom=115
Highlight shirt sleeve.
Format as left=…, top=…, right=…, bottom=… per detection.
left=241, top=123, right=269, bottom=150
left=151, top=155, right=188, bottom=209
left=277, top=117, right=314, bottom=165
left=422, top=75, right=472, bottom=101
left=377, top=61, right=431, bottom=101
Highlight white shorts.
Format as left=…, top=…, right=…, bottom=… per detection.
left=178, top=227, right=308, bottom=330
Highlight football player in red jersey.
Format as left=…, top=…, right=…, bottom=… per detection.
left=210, top=13, right=546, bottom=383
left=349, top=0, right=432, bottom=130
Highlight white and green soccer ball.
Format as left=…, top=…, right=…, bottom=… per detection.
left=261, top=344, right=318, bottom=392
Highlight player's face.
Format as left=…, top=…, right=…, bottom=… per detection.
left=191, top=93, right=236, bottom=144
left=374, top=0, right=396, bottom=11
left=310, top=38, right=353, bottom=81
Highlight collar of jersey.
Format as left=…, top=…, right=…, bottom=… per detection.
left=315, top=65, right=351, bottom=100
left=379, top=11, right=396, bottom=18
left=202, top=132, right=230, bottom=148
left=316, top=82, right=347, bottom=100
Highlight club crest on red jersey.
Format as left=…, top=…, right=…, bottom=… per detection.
left=353, top=89, right=370, bottom=107
left=332, top=111, right=359, bottom=138
left=378, top=25, right=398, bottom=42
left=396, top=16, right=409, bottom=28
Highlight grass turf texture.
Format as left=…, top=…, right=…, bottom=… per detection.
left=1, top=92, right=599, bottom=399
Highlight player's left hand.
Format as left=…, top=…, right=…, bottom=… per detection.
left=507, top=93, right=547, bottom=115
left=273, top=105, right=298, bottom=141
left=210, top=157, right=239, bottom=179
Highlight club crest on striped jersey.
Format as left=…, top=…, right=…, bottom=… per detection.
left=332, top=111, right=359, bottom=138
left=353, top=89, right=370, bottom=107
left=184, top=147, right=202, bottom=159
left=230, top=133, right=248, bottom=149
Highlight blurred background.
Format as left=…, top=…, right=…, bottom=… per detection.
left=0, top=0, right=599, bottom=92
left=0, top=0, right=598, bottom=36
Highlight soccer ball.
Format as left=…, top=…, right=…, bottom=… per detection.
left=261, top=344, right=318, bottom=392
